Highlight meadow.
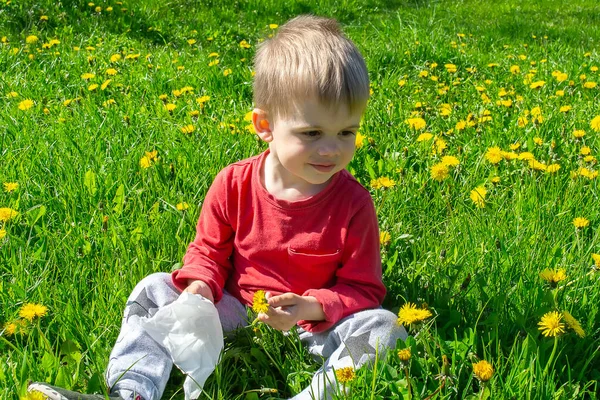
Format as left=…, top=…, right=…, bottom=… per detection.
left=1, top=0, right=600, bottom=398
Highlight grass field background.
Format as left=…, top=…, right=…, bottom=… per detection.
left=1, top=0, right=599, bottom=398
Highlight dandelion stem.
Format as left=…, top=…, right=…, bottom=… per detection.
left=404, top=366, right=412, bottom=400
left=542, top=336, right=559, bottom=377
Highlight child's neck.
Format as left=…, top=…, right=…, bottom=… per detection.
left=262, top=152, right=331, bottom=202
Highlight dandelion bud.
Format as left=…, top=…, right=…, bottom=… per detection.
left=398, top=348, right=411, bottom=362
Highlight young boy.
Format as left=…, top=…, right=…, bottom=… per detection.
left=28, top=15, right=407, bottom=400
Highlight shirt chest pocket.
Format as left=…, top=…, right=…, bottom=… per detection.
left=287, top=248, right=341, bottom=290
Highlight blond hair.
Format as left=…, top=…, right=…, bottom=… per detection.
left=253, top=15, right=369, bottom=119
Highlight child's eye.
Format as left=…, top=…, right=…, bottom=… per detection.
left=340, top=131, right=356, bottom=137
left=304, top=130, right=321, bottom=137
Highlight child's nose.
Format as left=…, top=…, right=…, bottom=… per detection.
left=317, top=139, right=340, bottom=156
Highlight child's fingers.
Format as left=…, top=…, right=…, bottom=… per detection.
left=267, top=292, right=298, bottom=307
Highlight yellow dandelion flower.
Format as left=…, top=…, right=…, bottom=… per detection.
left=140, top=156, right=151, bottom=169
left=406, top=117, right=426, bottom=130
left=441, top=155, right=460, bottom=167
left=176, top=202, right=189, bottom=211
left=355, top=132, right=366, bottom=149
left=0, top=228, right=6, bottom=239
left=370, top=177, right=396, bottom=189
left=251, top=290, right=269, bottom=314
left=19, top=303, right=48, bottom=322
left=4, top=182, right=19, bottom=192
left=590, top=116, right=600, bottom=132
left=239, top=40, right=251, bottom=49
left=579, top=147, right=592, bottom=157
left=181, top=125, right=195, bottom=134
left=335, top=367, right=355, bottom=384
left=397, top=303, right=432, bottom=326
left=269, top=24, right=279, bottom=29
left=530, top=80, right=545, bottom=89
left=470, top=186, right=487, bottom=208
left=546, top=164, right=560, bottom=173
left=573, top=217, right=589, bottom=228
left=591, top=253, right=600, bottom=268
left=539, top=268, right=567, bottom=284
left=583, top=81, right=597, bottom=89
left=533, top=137, right=543, bottom=145
left=417, top=132, right=433, bottom=142
left=473, top=360, right=494, bottom=382
left=196, top=95, right=210, bottom=104
left=510, top=65, right=520, bottom=74
left=397, top=348, right=411, bottom=362
left=110, top=54, right=122, bottom=62
left=187, top=39, right=196, bottom=45
left=431, top=163, right=449, bottom=181
left=562, top=311, right=585, bottom=338
left=434, top=137, right=447, bottom=154
left=559, top=105, right=572, bottom=113
left=23, top=390, right=47, bottom=400
left=573, top=130, right=585, bottom=138
left=81, top=73, right=95, bottom=80
left=223, top=68, right=232, bottom=77
left=25, top=35, right=39, bottom=44
left=509, top=143, right=521, bottom=151
left=88, top=84, right=99, bottom=91
left=445, top=63, right=457, bottom=73
left=165, top=103, right=177, bottom=111
left=18, top=99, right=34, bottom=110
left=538, top=311, right=565, bottom=337
left=485, top=147, right=503, bottom=164
left=106, top=68, right=118, bottom=76
left=380, top=231, right=391, bottom=246
left=491, top=176, right=501, bottom=184
left=100, top=79, right=111, bottom=90
left=455, top=120, right=467, bottom=131
left=0, top=207, right=19, bottom=222
left=517, top=152, right=535, bottom=161
left=3, top=321, right=18, bottom=336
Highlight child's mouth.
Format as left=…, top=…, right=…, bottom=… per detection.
left=310, top=163, right=335, bottom=172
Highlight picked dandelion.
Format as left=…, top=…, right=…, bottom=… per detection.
left=251, top=290, right=269, bottom=314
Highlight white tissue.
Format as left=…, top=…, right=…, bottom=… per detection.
left=139, top=292, right=223, bottom=400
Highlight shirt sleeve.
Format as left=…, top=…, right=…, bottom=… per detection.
left=171, top=169, right=234, bottom=303
left=299, top=198, right=386, bottom=332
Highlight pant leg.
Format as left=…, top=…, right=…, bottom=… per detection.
left=105, top=272, right=248, bottom=400
left=291, top=309, right=407, bottom=400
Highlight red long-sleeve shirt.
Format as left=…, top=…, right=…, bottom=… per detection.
left=171, top=151, right=385, bottom=332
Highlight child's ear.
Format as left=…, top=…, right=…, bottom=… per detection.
left=252, top=108, right=273, bottom=142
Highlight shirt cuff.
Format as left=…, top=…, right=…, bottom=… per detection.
left=298, top=288, right=342, bottom=332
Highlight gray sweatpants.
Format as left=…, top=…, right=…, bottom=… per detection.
left=105, top=273, right=407, bottom=400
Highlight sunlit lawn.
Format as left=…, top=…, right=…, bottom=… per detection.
left=1, top=0, right=599, bottom=398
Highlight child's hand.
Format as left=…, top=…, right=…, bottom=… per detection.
left=183, top=279, right=215, bottom=303
left=258, top=293, right=325, bottom=331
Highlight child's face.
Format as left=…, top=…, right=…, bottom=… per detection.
left=256, top=97, right=363, bottom=191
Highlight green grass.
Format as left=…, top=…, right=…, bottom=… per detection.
left=1, top=0, right=599, bottom=398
